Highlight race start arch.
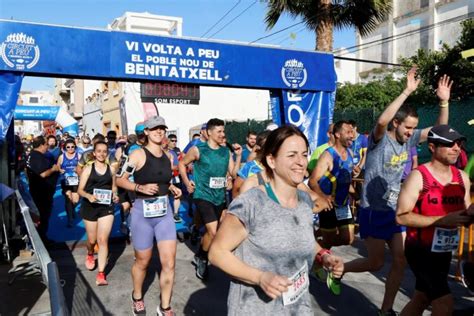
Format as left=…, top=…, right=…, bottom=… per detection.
left=0, top=19, right=336, bottom=150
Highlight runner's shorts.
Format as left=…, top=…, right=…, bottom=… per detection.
left=319, top=206, right=354, bottom=230
left=194, top=198, right=226, bottom=225
left=358, top=208, right=406, bottom=240
left=60, top=179, right=78, bottom=194
left=405, top=243, right=452, bottom=300
left=80, top=203, right=114, bottom=221
left=131, top=198, right=176, bottom=251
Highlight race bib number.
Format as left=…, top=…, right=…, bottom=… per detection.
left=335, top=204, right=352, bottom=220
left=383, top=188, right=400, bottom=205
left=142, top=196, right=168, bottom=218
left=65, top=174, right=79, bottom=186
left=282, top=262, right=309, bottom=306
left=93, top=189, right=112, bottom=205
left=209, top=177, right=226, bottom=189
left=431, top=227, right=459, bottom=253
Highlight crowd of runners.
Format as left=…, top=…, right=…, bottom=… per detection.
left=22, top=68, right=474, bottom=315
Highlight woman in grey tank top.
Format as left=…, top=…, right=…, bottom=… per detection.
left=209, top=125, right=345, bottom=315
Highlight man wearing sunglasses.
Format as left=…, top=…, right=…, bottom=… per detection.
left=396, top=125, right=473, bottom=315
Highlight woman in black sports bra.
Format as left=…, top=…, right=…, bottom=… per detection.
left=78, top=140, right=118, bottom=286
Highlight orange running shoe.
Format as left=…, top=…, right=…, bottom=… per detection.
left=96, top=272, right=108, bottom=286
left=85, top=253, right=96, bottom=271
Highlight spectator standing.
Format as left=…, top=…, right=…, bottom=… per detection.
left=26, top=136, right=60, bottom=244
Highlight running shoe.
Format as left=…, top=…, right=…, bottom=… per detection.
left=195, top=257, right=208, bottom=280
left=191, top=255, right=198, bottom=266
left=85, top=254, right=96, bottom=271
left=173, top=214, right=183, bottom=223
left=326, top=272, right=341, bottom=295
left=377, top=309, right=399, bottom=316
left=309, top=265, right=327, bottom=283
left=460, top=260, right=474, bottom=295
left=157, top=305, right=176, bottom=316
left=95, top=272, right=108, bottom=286
left=131, top=293, right=146, bottom=315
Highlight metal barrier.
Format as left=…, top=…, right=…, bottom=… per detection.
left=12, top=179, right=70, bottom=316
left=47, top=262, right=69, bottom=316
left=12, top=182, right=52, bottom=284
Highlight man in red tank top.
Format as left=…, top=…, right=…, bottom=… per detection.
left=396, top=125, right=474, bottom=315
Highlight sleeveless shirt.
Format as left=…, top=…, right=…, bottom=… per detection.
left=318, top=147, right=353, bottom=207
left=134, top=148, right=172, bottom=198
left=406, top=164, right=465, bottom=247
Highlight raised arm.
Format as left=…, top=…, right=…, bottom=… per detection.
left=420, top=75, right=453, bottom=142
left=374, top=67, right=421, bottom=142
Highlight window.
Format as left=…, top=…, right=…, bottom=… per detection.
left=29, top=96, right=39, bottom=103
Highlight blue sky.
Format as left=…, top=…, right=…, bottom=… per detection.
left=0, top=0, right=355, bottom=90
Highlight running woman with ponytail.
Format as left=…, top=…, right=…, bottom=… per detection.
left=116, top=115, right=182, bottom=316
left=77, top=140, right=119, bottom=286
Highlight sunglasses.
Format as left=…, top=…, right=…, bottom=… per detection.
left=169, top=139, right=177, bottom=142
left=435, top=140, right=462, bottom=148
left=66, top=146, right=76, bottom=149
left=83, top=142, right=91, bottom=145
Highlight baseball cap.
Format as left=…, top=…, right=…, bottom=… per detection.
left=135, top=122, right=145, bottom=135
left=427, top=125, right=466, bottom=145
left=144, top=116, right=167, bottom=130
left=201, top=123, right=207, bottom=130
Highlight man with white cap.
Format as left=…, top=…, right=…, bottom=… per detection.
left=396, top=125, right=473, bottom=315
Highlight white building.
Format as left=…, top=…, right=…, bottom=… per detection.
left=334, top=49, right=357, bottom=84
left=356, top=0, right=474, bottom=82
left=109, top=12, right=270, bottom=147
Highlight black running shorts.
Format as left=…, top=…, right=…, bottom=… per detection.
left=405, top=243, right=452, bottom=301
left=194, top=198, right=226, bottom=225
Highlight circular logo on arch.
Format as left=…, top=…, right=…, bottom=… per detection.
left=1, top=33, right=40, bottom=70
left=281, top=59, right=307, bottom=89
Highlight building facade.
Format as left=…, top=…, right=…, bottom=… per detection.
left=355, top=0, right=474, bottom=82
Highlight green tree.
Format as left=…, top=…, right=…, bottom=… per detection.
left=400, top=19, right=474, bottom=102
left=335, top=75, right=404, bottom=111
left=264, top=0, right=392, bottom=52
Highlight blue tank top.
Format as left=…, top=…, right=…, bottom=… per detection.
left=61, top=152, right=79, bottom=176
left=318, top=147, right=353, bottom=207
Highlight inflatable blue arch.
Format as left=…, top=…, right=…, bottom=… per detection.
left=0, top=19, right=337, bottom=149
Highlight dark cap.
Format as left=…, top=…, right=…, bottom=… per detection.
left=201, top=123, right=207, bottom=130
left=144, top=116, right=167, bottom=129
left=427, top=125, right=466, bottom=145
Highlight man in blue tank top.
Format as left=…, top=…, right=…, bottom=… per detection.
left=309, top=120, right=355, bottom=294
left=179, top=118, right=242, bottom=280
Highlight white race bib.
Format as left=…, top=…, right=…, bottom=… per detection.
left=335, top=204, right=352, bottom=220
left=431, top=227, right=459, bottom=253
left=383, top=188, right=400, bottom=205
left=65, top=174, right=79, bottom=186
left=209, top=177, right=226, bottom=189
left=282, top=262, right=309, bottom=306
left=142, top=196, right=168, bottom=218
left=93, top=189, right=112, bottom=205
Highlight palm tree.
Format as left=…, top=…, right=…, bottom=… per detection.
left=264, top=0, right=392, bottom=52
